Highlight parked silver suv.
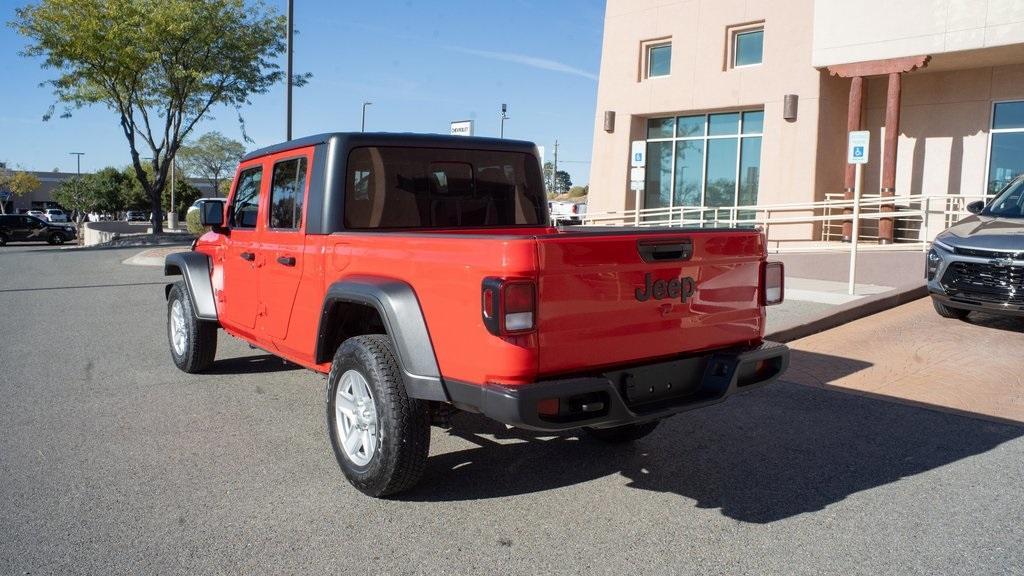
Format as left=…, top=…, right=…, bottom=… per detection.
left=927, top=175, right=1024, bottom=319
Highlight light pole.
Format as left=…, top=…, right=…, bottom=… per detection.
left=168, top=156, right=178, bottom=229
left=69, top=152, right=84, bottom=232
left=499, top=103, right=509, bottom=138
left=361, top=101, right=372, bottom=132
left=286, top=0, right=294, bottom=141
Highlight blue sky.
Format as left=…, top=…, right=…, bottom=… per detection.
left=0, top=0, right=605, bottom=184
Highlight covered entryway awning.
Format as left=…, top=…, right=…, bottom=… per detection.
left=827, top=55, right=930, bottom=244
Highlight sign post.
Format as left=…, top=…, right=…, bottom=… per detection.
left=847, top=130, right=870, bottom=295
left=630, top=141, right=646, bottom=226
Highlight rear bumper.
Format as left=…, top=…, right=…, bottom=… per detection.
left=446, top=341, right=789, bottom=432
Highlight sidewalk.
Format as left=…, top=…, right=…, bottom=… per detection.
left=767, top=250, right=926, bottom=341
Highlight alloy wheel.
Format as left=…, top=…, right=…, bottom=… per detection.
left=334, top=369, right=379, bottom=467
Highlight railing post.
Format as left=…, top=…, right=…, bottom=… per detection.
left=921, top=195, right=929, bottom=251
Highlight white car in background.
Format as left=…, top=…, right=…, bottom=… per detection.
left=44, top=209, right=68, bottom=223
left=27, top=210, right=46, bottom=220
left=549, top=200, right=587, bottom=225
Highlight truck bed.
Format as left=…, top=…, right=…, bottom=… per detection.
left=313, top=225, right=766, bottom=386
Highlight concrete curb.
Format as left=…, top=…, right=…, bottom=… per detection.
left=766, top=283, right=928, bottom=343
left=123, top=246, right=189, bottom=267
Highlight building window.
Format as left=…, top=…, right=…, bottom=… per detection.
left=644, top=110, right=764, bottom=222
left=643, top=40, right=671, bottom=79
left=727, top=23, right=764, bottom=69
left=988, top=100, right=1024, bottom=194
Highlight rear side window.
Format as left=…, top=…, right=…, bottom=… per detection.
left=343, top=146, right=546, bottom=229
left=269, top=157, right=308, bottom=229
left=230, top=166, right=262, bottom=228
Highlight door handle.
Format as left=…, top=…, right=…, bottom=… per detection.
left=637, top=240, right=693, bottom=263
left=240, top=251, right=255, bottom=261
left=277, top=256, right=296, bottom=267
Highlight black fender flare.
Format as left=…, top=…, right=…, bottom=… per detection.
left=164, top=252, right=218, bottom=322
left=316, top=276, right=447, bottom=402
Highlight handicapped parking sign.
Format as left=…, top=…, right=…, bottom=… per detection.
left=847, top=131, right=870, bottom=164
left=631, top=141, right=646, bottom=168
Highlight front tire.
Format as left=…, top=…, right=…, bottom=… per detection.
left=326, top=335, right=429, bottom=497
left=167, top=281, right=217, bottom=373
left=0, top=233, right=7, bottom=247
left=582, top=421, right=660, bottom=443
left=48, top=232, right=65, bottom=245
left=932, top=297, right=970, bottom=320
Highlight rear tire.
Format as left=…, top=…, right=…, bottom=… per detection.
left=48, top=232, right=65, bottom=245
left=167, top=281, right=217, bottom=373
left=582, top=420, right=660, bottom=443
left=326, top=334, right=430, bottom=497
left=0, top=233, right=7, bottom=247
left=932, top=297, right=970, bottom=320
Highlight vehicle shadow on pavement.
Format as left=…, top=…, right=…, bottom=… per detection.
left=205, top=354, right=302, bottom=375
left=407, top=350, right=1023, bottom=523
left=959, top=311, right=1024, bottom=335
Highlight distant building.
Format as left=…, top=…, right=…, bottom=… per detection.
left=588, top=0, right=1024, bottom=242
left=2, top=170, right=219, bottom=213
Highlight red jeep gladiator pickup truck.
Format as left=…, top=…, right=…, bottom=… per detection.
left=165, top=133, right=788, bottom=497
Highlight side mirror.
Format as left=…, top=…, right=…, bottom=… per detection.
left=200, top=202, right=225, bottom=228
left=966, top=200, right=984, bottom=215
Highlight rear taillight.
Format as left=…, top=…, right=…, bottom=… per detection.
left=763, top=261, right=784, bottom=305
left=482, top=278, right=537, bottom=335
left=572, top=204, right=579, bottom=214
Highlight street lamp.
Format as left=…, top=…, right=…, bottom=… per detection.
left=69, top=152, right=84, bottom=230
left=499, top=103, right=510, bottom=138
left=169, top=156, right=178, bottom=229
left=286, top=0, right=294, bottom=141
left=362, top=101, right=372, bottom=132
left=69, top=152, right=84, bottom=179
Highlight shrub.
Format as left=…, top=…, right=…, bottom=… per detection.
left=185, top=209, right=205, bottom=236
left=568, top=185, right=588, bottom=198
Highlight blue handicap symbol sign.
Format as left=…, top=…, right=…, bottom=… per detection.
left=634, top=152, right=643, bottom=162
left=853, top=146, right=864, bottom=158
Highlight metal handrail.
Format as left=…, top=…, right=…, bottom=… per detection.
left=579, top=192, right=991, bottom=248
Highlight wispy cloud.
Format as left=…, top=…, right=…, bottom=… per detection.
left=448, top=46, right=598, bottom=81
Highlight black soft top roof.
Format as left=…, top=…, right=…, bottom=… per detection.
left=241, top=132, right=538, bottom=162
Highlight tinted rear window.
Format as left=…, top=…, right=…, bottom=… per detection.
left=343, top=146, right=546, bottom=229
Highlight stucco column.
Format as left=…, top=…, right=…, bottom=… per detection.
left=842, top=76, right=864, bottom=242
left=879, top=71, right=901, bottom=244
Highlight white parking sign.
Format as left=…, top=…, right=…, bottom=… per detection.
left=631, top=141, right=646, bottom=168
left=847, top=131, right=870, bottom=164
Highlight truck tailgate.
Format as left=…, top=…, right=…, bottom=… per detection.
left=536, top=229, right=765, bottom=376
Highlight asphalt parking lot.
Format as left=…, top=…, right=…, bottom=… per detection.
left=1, top=244, right=1022, bottom=575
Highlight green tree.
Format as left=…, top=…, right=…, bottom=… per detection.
left=119, top=165, right=151, bottom=210
left=179, top=131, right=246, bottom=197
left=0, top=168, right=41, bottom=214
left=53, top=168, right=129, bottom=219
left=52, top=176, right=99, bottom=225
left=543, top=162, right=573, bottom=196
left=89, top=167, right=132, bottom=213
left=12, top=0, right=294, bottom=233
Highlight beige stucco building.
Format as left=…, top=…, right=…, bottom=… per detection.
left=588, top=0, right=1024, bottom=242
